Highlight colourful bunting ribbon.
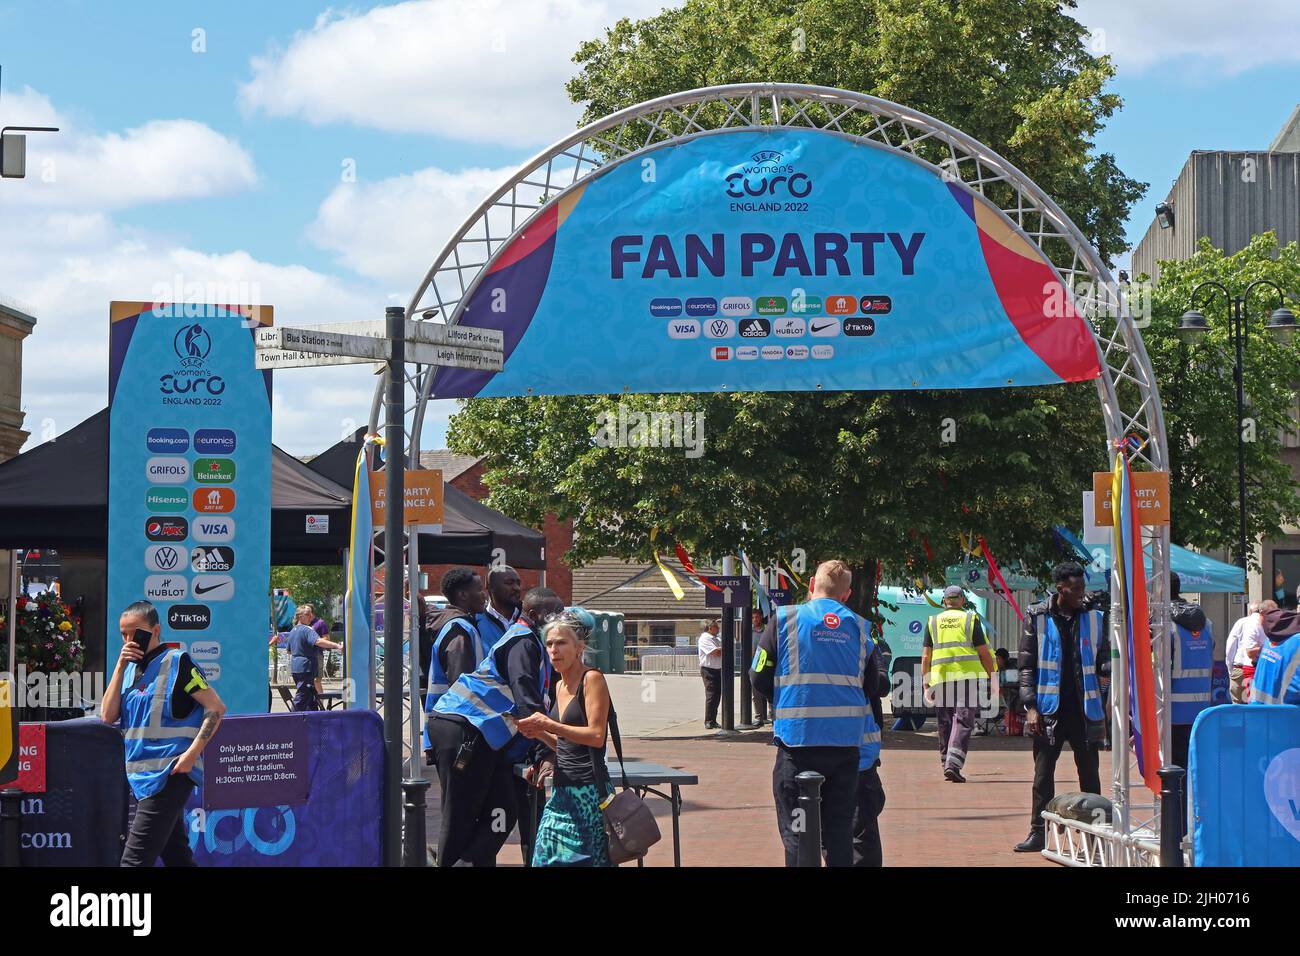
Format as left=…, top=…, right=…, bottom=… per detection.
left=674, top=543, right=722, bottom=592
left=650, top=528, right=684, bottom=601
left=979, top=536, right=1024, bottom=623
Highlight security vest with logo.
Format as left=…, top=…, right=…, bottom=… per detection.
left=1034, top=607, right=1105, bottom=721
left=926, top=609, right=985, bottom=686
left=771, top=598, right=870, bottom=749
left=1171, top=606, right=1214, bottom=724
left=422, top=614, right=486, bottom=750
left=433, top=621, right=550, bottom=751
left=1251, top=635, right=1300, bottom=705
left=121, top=649, right=206, bottom=801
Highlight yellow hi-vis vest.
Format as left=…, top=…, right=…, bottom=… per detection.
left=927, top=609, right=985, bottom=686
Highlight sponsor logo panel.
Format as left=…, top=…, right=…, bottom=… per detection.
left=785, top=345, right=810, bottom=360
left=145, top=517, right=189, bottom=542
left=192, top=428, right=237, bottom=455
left=168, top=605, right=211, bottom=630
left=808, top=319, right=840, bottom=337
left=146, top=427, right=189, bottom=454
left=191, top=546, right=236, bottom=573
left=191, top=575, right=235, bottom=601
left=755, top=296, right=787, bottom=316
left=791, top=295, right=823, bottom=315
left=685, top=297, right=717, bottom=317
left=826, top=295, right=857, bottom=316
left=193, top=488, right=236, bottom=513
left=712, top=346, right=731, bottom=360
left=704, top=318, right=736, bottom=339
left=145, top=545, right=184, bottom=573
left=774, top=317, right=806, bottom=338
left=737, top=317, right=770, bottom=338
left=860, top=295, right=893, bottom=315
left=193, top=458, right=236, bottom=483
left=650, top=297, right=682, bottom=317
left=761, top=345, right=784, bottom=360
left=146, top=456, right=190, bottom=484
left=812, top=344, right=835, bottom=360
left=720, top=296, right=752, bottom=316
left=144, top=575, right=188, bottom=601
left=843, top=318, right=877, bottom=337
left=667, top=319, right=701, bottom=339
left=193, top=518, right=235, bottom=543
left=146, top=488, right=190, bottom=512
left=736, top=346, right=759, bottom=360
left=189, top=640, right=222, bottom=662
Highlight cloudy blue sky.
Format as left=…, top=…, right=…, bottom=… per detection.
left=1, top=0, right=1297, bottom=454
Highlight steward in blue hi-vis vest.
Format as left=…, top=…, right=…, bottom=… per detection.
left=1033, top=606, right=1105, bottom=721
left=121, top=649, right=206, bottom=800
left=858, top=710, right=882, bottom=770
left=1252, top=634, right=1300, bottom=705
left=476, top=605, right=516, bottom=648
left=422, top=613, right=486, bottom=750
left=433, top=620, right=550, bottom=751
left=1170, top=602, right=1214, bottom=724
left=771, top=598, right=871, bottom=749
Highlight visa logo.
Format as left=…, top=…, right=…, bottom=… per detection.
left=667, top=319, right=700, bottom=339
left=194, top=518, right=235, bottom=543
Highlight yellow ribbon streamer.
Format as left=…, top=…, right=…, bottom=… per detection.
left=650, top=527, right=685, bottom=601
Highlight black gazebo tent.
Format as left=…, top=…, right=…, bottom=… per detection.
left=0, top=409, right=352, bottom=564
left=306, top=428, right=545, bottom=569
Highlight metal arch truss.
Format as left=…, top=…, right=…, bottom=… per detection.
left=369, top=83, right=1174, bottom=858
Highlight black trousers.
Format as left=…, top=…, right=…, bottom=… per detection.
left=427, top=717, right=516, bottom=866
left=753, top=687, right=769, bottom=723
left=291, top=672, right=321, bottom=711
left=1171, top=723, right=1192, bottom=837
left=121, top=773, right=196, bottom=867
left=701, top=667, right=722, bottom=723
left=772, top=743, right=859, bottom=867
left=1030, top=716, right=1101, bottom=834
left=514, top=774, right=544, bottom=866
left=852, top=764, right=886, bottom=867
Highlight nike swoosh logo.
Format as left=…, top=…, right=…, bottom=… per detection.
left=810, top=322, right=836, bottom=332
left=194, top=583, right=228, bottom=595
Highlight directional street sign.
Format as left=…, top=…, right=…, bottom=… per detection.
left=705, top=575, right=751, bottom=609
left=254, top=350, right=380, bottom=370
left=768, top=587, right=793, bottom=606
left=254, top=323, right=503, bottom=372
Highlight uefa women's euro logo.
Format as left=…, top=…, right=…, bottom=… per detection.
left=724, top=150, right=813, bottom=200
left=174, top=323, right=212, bottom=369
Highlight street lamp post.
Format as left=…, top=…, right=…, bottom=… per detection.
left=1179, top=280, right=1297, bottom=584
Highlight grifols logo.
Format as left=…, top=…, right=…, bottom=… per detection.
left=724, top=150, right=812, bottom=199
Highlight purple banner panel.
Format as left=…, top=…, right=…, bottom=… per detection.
left=204, top=714, right=310, bottom=810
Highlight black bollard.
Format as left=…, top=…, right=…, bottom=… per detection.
left=795, top=771, right=824, bottom=867
left=1, top=788, right=23, bottom=867
left=1157, top=766, right=1186, bottom=867
left=401, top=777, right=433, bottom=867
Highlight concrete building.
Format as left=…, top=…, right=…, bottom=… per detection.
left=1, top=297, right=36, bottom=592
left=1130, top=105, right=1300, bottom=641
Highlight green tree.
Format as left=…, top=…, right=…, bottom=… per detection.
left=270, top=566, right=344, bottom=629
left=451, top=0, right=1144, bottom=619
left=1137, top=233, right=1300, bottom=565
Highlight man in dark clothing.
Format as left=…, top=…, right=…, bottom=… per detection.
left=423, top=567, right=488, bottom=763
left=750, top=609, right=770, bottom=725
left=1014, top=562, right=1111, bottom=853
left=278, top=605, right=342, bottom=711
left=427, top=586, right=563, bottom=866
left=854, top=637, right=891, bottom=867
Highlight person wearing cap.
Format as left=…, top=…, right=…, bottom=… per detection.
left=1250, top=607, right=1300, bottom=705
left=922, top=585, right=996, bottom=782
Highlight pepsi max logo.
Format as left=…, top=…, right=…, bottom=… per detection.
left=146, top=427, right=189, bottom=454
left=193, top=428, right=236, bottom=455
left=145, top=517, right=189, bottom=541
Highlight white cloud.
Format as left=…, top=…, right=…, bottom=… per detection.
left=309, top=164, right=516, bottom=285
left=239, top=0, right=666, bottom=146
left=1073, top=0, right=1300, bottom=73
left=2, top=86, right=258, bottom=209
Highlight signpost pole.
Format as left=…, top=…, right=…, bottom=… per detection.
left=6, top=550, right=16, bottom=678
left=738, top=568, right=755, bottom=728
left=720, top=556, right=736, bottom=732
left=382, top=306, right=405, bottom=867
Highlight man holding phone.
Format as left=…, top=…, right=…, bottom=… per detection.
left=101, top=600, right=226, bottom=866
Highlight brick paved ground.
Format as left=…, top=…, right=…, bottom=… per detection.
left=423, top=726, right=1115, bottom=867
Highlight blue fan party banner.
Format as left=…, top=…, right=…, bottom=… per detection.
left=107, top=301, right=273, bottom=715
